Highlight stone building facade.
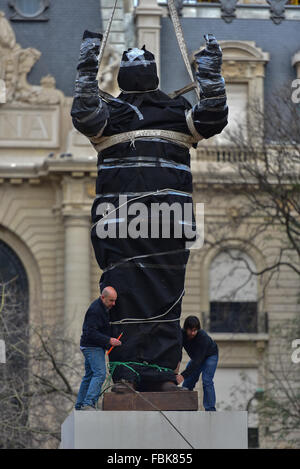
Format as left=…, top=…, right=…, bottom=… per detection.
left=0, top=0, right=299, bottom=448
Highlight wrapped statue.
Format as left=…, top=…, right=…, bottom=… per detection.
left=71, top=30, right=228, bottom=393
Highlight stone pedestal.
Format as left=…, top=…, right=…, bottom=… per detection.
left=61, top=410, right=248, bottom=449
left=102, top=390, right=198, bottom=411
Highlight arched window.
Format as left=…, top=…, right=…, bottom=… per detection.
left=209, top=249, right=258, bottom=333
left=16, top=0, right=44, bottom=16
left=0, top=240, right=29, bottom=447
left=0, top=240, right=29, bottom=363
left=0, top=240, right=29, bottom=313
left=9, top=0, right=50, bottom=21
left=194, top=40, right=269, bottom=154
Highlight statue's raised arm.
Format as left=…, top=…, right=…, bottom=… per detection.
left=71, top=30, right=109, bottom=139
left=188, top=33, right=228, bottom=139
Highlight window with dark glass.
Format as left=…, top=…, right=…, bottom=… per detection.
left=210, top=301, right=258, bottom=333
left=209, top=250, right=258, bottom=333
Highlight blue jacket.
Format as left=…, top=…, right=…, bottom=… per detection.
left=80, top=298, right=111, bottom=349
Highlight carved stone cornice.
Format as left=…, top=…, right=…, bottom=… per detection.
left=0, top=157, right=97, bottom=181
left=0, top=10, right=64, bottom=104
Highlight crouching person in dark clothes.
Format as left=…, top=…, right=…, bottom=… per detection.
left=176, top=316, right=219, bottom=411
left=75, top=286, right=121, bottom=410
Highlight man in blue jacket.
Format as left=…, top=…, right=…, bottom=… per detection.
left=75, top=286, right=122, bottom=410
left=176, top=316, right=219, bottom=411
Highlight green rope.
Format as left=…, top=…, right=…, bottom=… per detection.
left=109, top=361, right=140, bottom=379
left=101, top=361, right=174, bottom=394
left=109, top=361, right=174, bottom=378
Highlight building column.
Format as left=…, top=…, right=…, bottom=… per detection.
left=63, top=214, right=91, bottom=341
left=135, top=0, right=164, bottom=79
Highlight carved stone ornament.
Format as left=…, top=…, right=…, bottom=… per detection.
left=226, top=206, right=241, bottom=227
left=0, top=10, right=63, bottom=104
left=220, top=0, right=238, bottom=24
left=173, top=0, right=184, bottom=17
left=222, top=61, right=249, bottom=79
left=86, top=182, right=96, bottom=199
left=267, top=0, right=288, bottom=25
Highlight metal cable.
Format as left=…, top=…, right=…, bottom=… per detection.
left=122, top=381, right=195, bottom=450
left=91, top=187, right=191, bottom=231
left=109, top=289, right=184, bottom=325
left=96, top=0, right=118, bottom=82
left=167, top=0, right=200, bottom=101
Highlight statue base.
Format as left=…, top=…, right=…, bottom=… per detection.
left=60, top=409, right=248, bottom=449
left=102, top=390, right=198, bottom=411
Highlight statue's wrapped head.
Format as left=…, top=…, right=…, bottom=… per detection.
left=117, top=45, right=159, bottom=92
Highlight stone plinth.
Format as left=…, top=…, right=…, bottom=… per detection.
left=102, top=390, right=198, bottom=411
left=61, top=410, right=248, bottom=449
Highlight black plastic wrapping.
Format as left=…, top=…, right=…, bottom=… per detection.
left=195, top=33, right=226, bottom=101
left=71, top=33, right=229, bottom=388
left=192, top=34, right=229, bottom=139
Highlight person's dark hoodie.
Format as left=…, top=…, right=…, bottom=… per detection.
left=181, top=328, right=218, bottom=378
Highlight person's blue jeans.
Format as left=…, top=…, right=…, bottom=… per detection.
left=75, top=347, right=106, bottom=409
left=182, top=354, right=218, bottom=411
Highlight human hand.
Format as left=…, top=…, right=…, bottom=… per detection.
left=109, top=337, right=122, bottom=347
left=176, top=374, right=184, bottom=385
